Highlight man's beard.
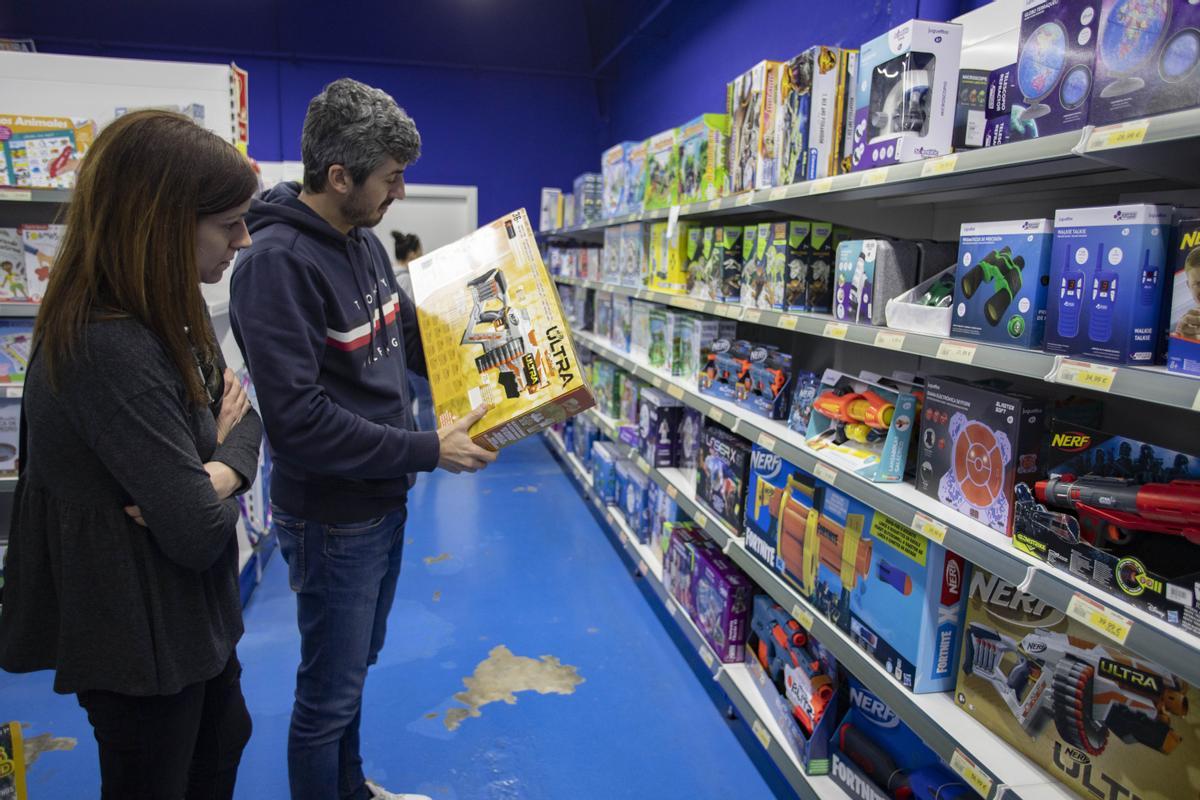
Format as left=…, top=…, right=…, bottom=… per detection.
left=342, top=189, right=389, bottom=229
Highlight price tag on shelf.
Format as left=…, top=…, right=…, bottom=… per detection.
left=666, top=484, right=678, bottom=500
left=791, top=604, right=815, bottom=630
left=700, top=647, right=716, bottom=670
left=936, top=340, right=977, bottom=365
left=0, top=189, right=33, bottom=201
left=859, top=167, right=890, bottom=187
left=874, top=330, right=906, bottom=351
left=708, top=408, right=725, bottom=425
left=823, top=322, right=849, bottom=340
left=1086, top=118, right=1150, bottom=152
left=751, top=719, right=772, bottom=750
left=1067, top=592, right=1133, bottom=644
left=808, top=177, right=834, bottom=195
left=779, top=314, right=799, bottom=330
left=636, top=455, right=651, bottom=474
left=650, top=374, right=664, bottom=389
left=2, top=386, right=22, bottom=398
left=911, top=512, right=948, bottom=544
left=813, top=463, right=838, bottom=485
left=693, top=510, right=709, bottom=529
left=667, top=384, right=685, bottom=401
left=921, top=154, right=959, bottom=177
left=949, top=749, right=994, bottom=799
left=1193, top=387, right=1200, bottom=412
left=735, top=192, right=755, bottom=207
left=757, top=432, right=777, bottom=451
left=639, top=559, right=650, bottom=577
left=768, top=186, right=789, bottom=202
left=744, top=309, right=762, bottom=324
left=668, top=599, right=678, bottom=618
left=706, top=199, right=722, bottom=212
left=1052, top=359, right=1118, bottom=393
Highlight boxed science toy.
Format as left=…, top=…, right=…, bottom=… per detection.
left=953, top=68, right=989, bottom=150
left=19, top=223, right=63, bottom=302
left=619, top=223, right=647, bottom=288
left=848, top=511, right=969, bottom=693
left=0, top=228, right=29, bottom=301
left=952, top=218, right=1055, bottom=348
left=647, top=221, right=689, bottom=295
left=777, top=46, right=850, bottom=184
left=1090, top=0, right=1200, bottom=126
left=741, top=222, right=775, bottom=309
left=601, top=142, right=630, bottom=219
left=831, top=679, right=969, bottom=800
left=409, top=209, right=594, bottom=448
left=562, top=194, right=575, bottom=229
left=591, top=440, right=619, bottom=504
left=1012, top=419, right=1200, bottom=636
left=630, top=300, right=652, bottom=362
left=697, top=418, right=753, bottom=531
left=626, top=139, right=648, bottom=215
left=811, top=480, right=876, bottom=627
left=1011, top=0, right=1100, bottom=140
left=833, top=240, right=919, bottom=326
left=850, top=20, right=963, bottom=172
left=0, top=114, right=95, bottom=189
left=539, top=188, right=562, bottom=232
left=593, top=289, right=613, bottom=341
left=664, top=524, right=754, bottom=663
left=611, top=293, right=632, bottom=352
left=646, top=481, right=684, bottom=562
left=638, top=386, right=683, bottom=468
left=743, top=445, right=822, bottom=587
left=719, top=225, right=744, bottom=304
left=792, top=221, right=835, bottom=312
left=678, top=406, right=704, bottom=476
left=675, top=113, right=729, bottom=205
left=1166, top=217, right=1200, bottom=376
left=647, top=308, right=673, bottom=371
left=805, top=369, right=920, bottom=484
left=1044, top=203, right=1171, bottom=364
left=643, top=128, right=679, bottom=211
left=983, top=63, right=1021, bottom=146
left=837, top=50, right=861, bottom=175
left=617, top=458, right=651, bottom=543
left=727, top=60, right=784, bottom=193
left=956, top=568, right=1200, bottom=800
left=691, top=226, right=723, bottom=301
left=573, top=172, right=603, bottom=226
left=915, top=376, right=1046, bottom=535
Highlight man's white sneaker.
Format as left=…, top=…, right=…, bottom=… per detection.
left=365, top=779, right=432, bottom=800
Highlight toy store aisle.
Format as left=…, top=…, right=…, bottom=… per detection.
left=1, top=435, right=790, bottom=800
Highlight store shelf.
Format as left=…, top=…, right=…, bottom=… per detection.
left=556, top=276, right=1200, bottom=413
left=543, top=430, right=853, bottom=800
left=572, top=330, right=1200, bottom=691
left=0, top=476, right=16, bottom=493
left=0, top=187, right=72, bottom=204
left=538, top=108, right=1200, bottom=242
left=0, top=302, right=40, bottom=318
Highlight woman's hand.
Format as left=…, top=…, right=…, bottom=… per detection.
left=216, top=368, right=250, bottom=444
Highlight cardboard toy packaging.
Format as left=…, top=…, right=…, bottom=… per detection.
left=643, top=128, right=679, bottom=211
left=956, top=568, right=1200, bottom=800
left=539, top=188, right=562, bottom=232
left=591, top=441, right=619, bottom=504
left=719, top=225, right=744, bottom=304
left=638, top=386, right=683, bottom=468
left=953, top=218, right=1055, bottom=348
left=19, top=224, right=63, bottom=302
left=696, top=418, right=752, bottom=531
left=1044, top=203, right=1171, bottom=364
left=678, top=406, right=704, bottom=478
left=741, top=222, right=774, bottom=309
left=663, top=524, right=754, bottom=662
left=776, top=46, right=849, bottom=185
left=794, top=221, right=835, bottom=312
left=1090, top=0, right=1200, bottom=126
left=603, top=229, right=622, bottom=282
left=727, top=60, right=784, bottom=192
left=572, top=172, right=603, bottom=226
left=0, top=319, right=33, bottom=385
left=409, top=209, right=594, bottom=449
left=610, top=294, right=632, bottom=353
left=983, top=63, right=1021, bottom=146
left=743, top=445, right=822, bottom=595
left=1012, top=419, right=1200, bottom=637
left=805, top=368, right=919, bottom=484
left=601, top=142, right=630, bottom=219
left=646, top=481, right=684, bottom=563
left=691, top=225, right=723, bottom=301
left=0, top=114, right=95, bottom=189
left=808, top=481, right=876, bottom=626
left=675, top=113, right=730, bottom=204
left=619, top=223, right=647, bottom=288
left=837, top=50, right=860, bottom=175
left=1165, top=218, right=1200, bottom=376
left=736, top=344, right=792, bottom=421
left=0, top=400, right=19, bottom=477
left=0, top=228, right=29, bottom=301
left=1012, top=0, right=1100, bottom=139
left=647, top=307, right=673, bottom=371
left=953, top=68, right=989, bottom=150
left=647, top=221, right=689, bottom=295
left=674, top=315, right=736, bottom=382
left=593, top=290, right=613, bottom=341
left=833, top=240, right=919, bottom=326
left=626, top=139, right=648, bottom=215
left=630, top=300, right=652, bottom=362
left=617, top=458, right=651, bottom=543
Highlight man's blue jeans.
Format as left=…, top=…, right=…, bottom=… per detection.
left=272, top=505, right=408, bottom=800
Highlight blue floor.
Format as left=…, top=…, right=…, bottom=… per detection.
left=2, top=436, right=790, bottom=799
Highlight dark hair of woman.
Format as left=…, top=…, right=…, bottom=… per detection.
left=391, top=230, right=422, bottom=262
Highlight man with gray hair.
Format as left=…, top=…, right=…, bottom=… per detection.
left=230, top=78, right=496, bottom=800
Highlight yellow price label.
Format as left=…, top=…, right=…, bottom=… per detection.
left=860, top=167, right=890, bottom=187
left=911, top=512, right=948, bottom=544
left=718, top=304, right=742, bottom=320
left=779, top=314, right=799, bottom=330
left=706, top=199, right=722, bottom=212
left=667, top=384, right=685, bottom=401
left=949, top=749, right=994, bottom=798
left=751, top=719, right=772, bottom=750
left=693, top=510, right=708, bottom=529
left=813, top=463, right=838, bottom=485
left=667, top=484, right=678, bottom=500
left=921, top=154, right=959, bottom=177
left=1087, top=119, right=1150, bottom=152
left=667, top=599, right=678, bottom=618
left=745, top=308, right=762, bottom=324
left=768, top=186, right=789, bottom=201
left=650, top=374, right=664, bottom=388
left=636, top=456, right=651, bottom=474
left=735, top=192, right=755, bottom=207
left=808, top=177, right=835, bottom=195
left=1055, top=359, right=1118, bottom=392
left=791, top=604, right=815, bottom=630
left=0, top=189, right=33, bottom=201
left=638, top=559, right=650, bottom=576
left=937, top=340, right=977, bottom=365
left=823, top=322, right=849, bottom=340
left=874, top=330, right=907, bottom=351
left=709, top=408, right=725, bottom=425
left=757, top=432, right=777, bottom=450
left=1067, top=592, right=1133, bottom=644
left=700, top=646, right=716, bottom=670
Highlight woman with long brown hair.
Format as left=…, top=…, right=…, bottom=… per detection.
left=0, top=110, right=263, bottom=799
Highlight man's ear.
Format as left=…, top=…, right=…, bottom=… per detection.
left=326, top=164, right=353, bottom=196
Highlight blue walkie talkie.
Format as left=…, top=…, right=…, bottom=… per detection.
left=1089, top=243, right=1118, bottom=344
left=1138, top=249, right=1158, bottom=306
left=1057, top=248, right=1084, bottom=339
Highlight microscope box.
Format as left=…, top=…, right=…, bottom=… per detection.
left=850, top=19, right=963, bottom=171
left=1043, top=203, right=1172, bottom=364
left=409, top=209, right=594, bottom=449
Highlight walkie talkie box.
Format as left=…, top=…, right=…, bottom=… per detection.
left=410, top=209, right=594, bottom=449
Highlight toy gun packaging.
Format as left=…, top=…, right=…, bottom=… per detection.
left=410, top=210, right=593, bottom=449
left=1013, top=420, right=1200, bottom=637
left=743, top=593, right=840, bottom=774
left=696, top=417, right=753, bottom=531
left=956, top=568, right=1200, bottom=800
left=831, top=679, right=968, bottom=800
left=952, top=218, right=1054, bottom=348
left=805, top=368, right=920, bottom=483
left=736, top=344, right=792, bottom=421
left=743, top=444, right=823, bottom=595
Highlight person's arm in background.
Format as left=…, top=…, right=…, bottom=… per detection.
left=208, top=367, right=262, bottom=498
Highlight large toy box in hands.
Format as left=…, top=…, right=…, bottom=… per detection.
left=1012, top=419, right=1200, bottom=636
left=727, top=60, right=783, bottom=193
left=848, top=512, right=969, bottom=693
left=410, top=209, right=594, bottom=449
left=1013, top=0, right=1100, bottom=139
left=956, top=568, right=1200, bottom=800
left=0, top=114, right=95, bottom=189
left=850, top=20, right=963, bottom=172
left=1044, top=203, right=1171, bottom=364
left=663, top=524, right=754, bottom=662
left=1166, top=217, right=1200, bottom=376
left=953, top=218, right=1055, bottom=348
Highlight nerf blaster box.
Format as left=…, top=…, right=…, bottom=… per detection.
left=409, top=209, right=594, bottom=449
left=956, top=569, right=1200, bottom=800
left=743, top=444, right=823, bottom=598
left=1012, top=420, right=1200, bottom=637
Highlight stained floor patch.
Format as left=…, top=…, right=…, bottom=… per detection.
left=511, top=485, right=539, bottom=493
left=423, top=553, right=451, bottom=565
left=443, top=645, right=583, bottom=731
left=22, top=731, right=77, bottom=767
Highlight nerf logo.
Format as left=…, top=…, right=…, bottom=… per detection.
left=1098, top=658, right=1162, bottom=694
left=944, top=556, right=962, bottom=599
left=1050, top=432, right=1091, bottom=452
left=546, top=326, right=575, bottom=388
left=751, top=449, right=781, bottom=475
left=849, top=686, right=898, bottom=728
left=971, top=571, right=1066, bottom=628
left=1025, top=640, right=1048, bottom=654
left=1181, top=231, right=1200, bottom=249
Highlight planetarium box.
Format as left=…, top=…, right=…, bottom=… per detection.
left=409, top=209, right=594, bottom=449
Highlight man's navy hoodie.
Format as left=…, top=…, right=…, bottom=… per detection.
left=230, top=182, right=440, bottom=523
